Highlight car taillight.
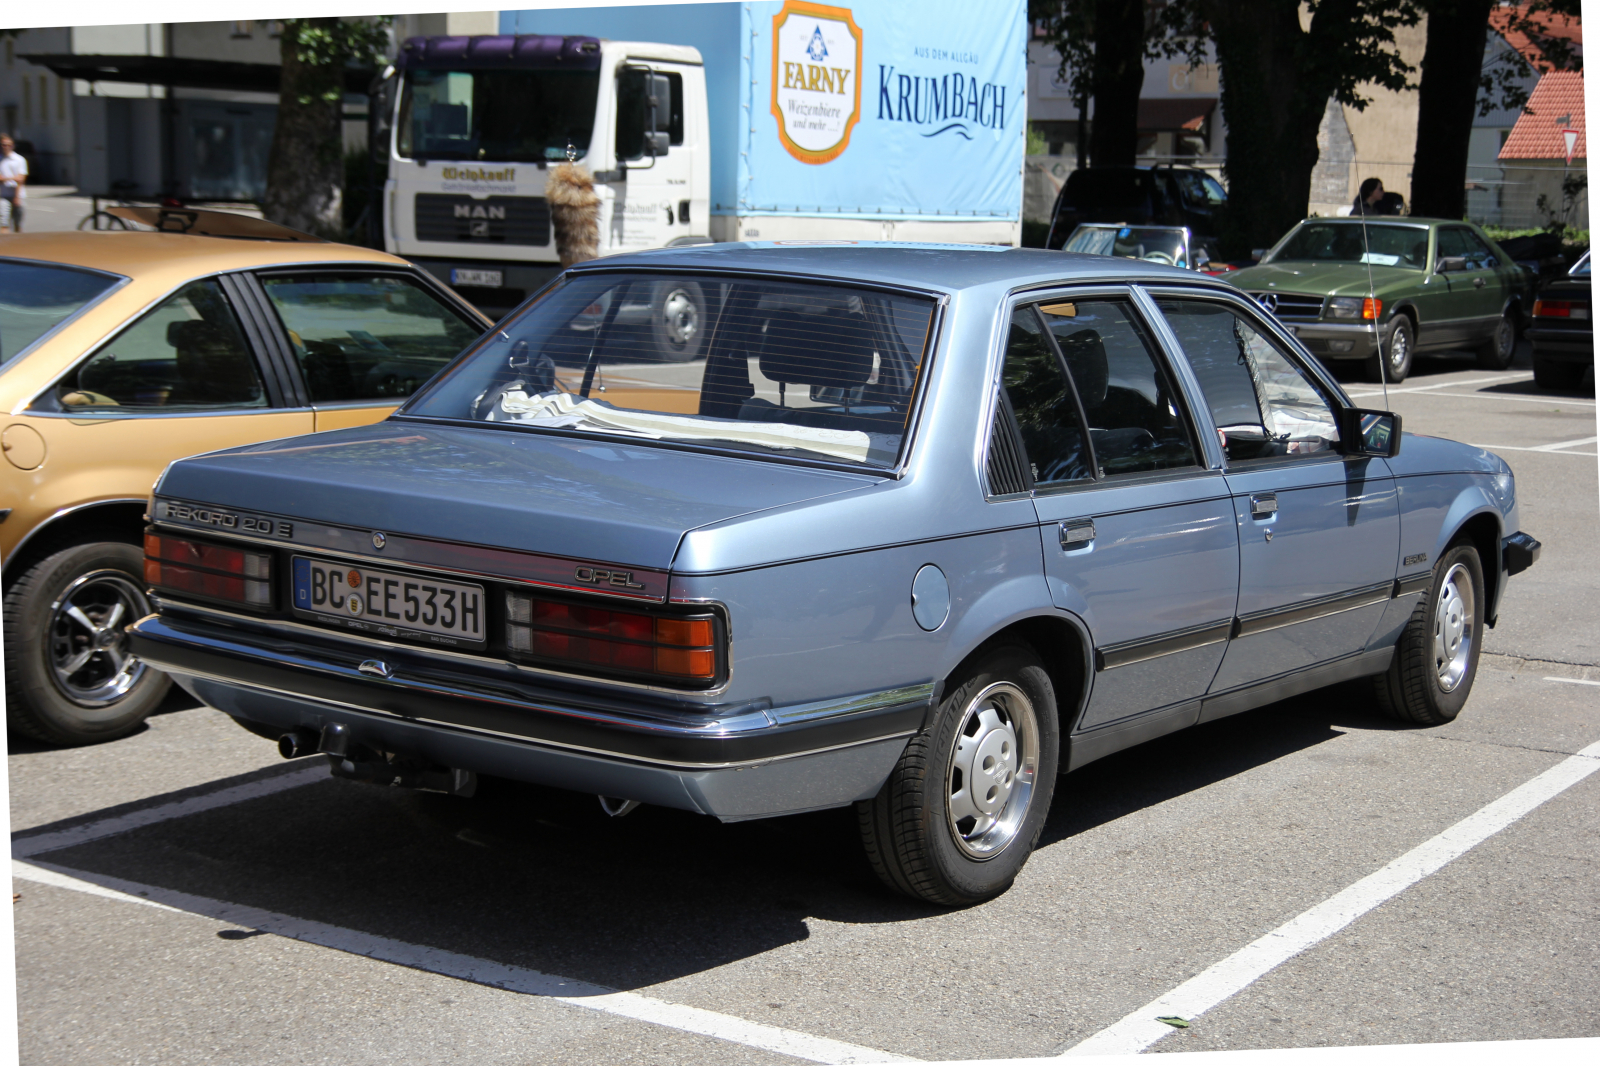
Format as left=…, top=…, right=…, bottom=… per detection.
left=1533, top=299, right=1589, bottom=319
left=144, top=533, right=272, bottom=607
left=504, top=590, right=718, bottom=683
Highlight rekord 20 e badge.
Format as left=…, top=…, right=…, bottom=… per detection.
left=771, top=1, right=863, bottom=165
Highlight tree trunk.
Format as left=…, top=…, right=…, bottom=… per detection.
left=1088, top=0, right=1147, bottom=166
left=1409, top=0, right=1494, bottom=220
left=263, top=20, right=346, bottom=238
left=1203, top=0, right=1347, bottom=257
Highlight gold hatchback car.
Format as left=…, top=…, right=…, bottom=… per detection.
left=1, top=209, right=490, bottom=745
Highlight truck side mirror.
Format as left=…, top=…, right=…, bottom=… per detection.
left=368, top=69, right=397, bottom=168
left=616, top=68, right=672, bottom=163
left=1338, top=408, right=1402, bottom=458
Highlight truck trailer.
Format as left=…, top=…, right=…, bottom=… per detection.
left=371, top=0, right=1026, bottom=329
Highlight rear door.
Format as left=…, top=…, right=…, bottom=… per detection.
left=995, top=294, right=1239, bottom=732
left=246, top=268, right=487, bottom=432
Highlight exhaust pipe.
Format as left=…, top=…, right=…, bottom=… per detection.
left=597, top=795, right=642, bottom=818
left=278, top=729, right=320, bottom=759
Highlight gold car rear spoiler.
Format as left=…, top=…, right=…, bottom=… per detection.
left=107, top=206, right=328, bottom=243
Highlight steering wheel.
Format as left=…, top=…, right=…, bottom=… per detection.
left=1141, top=251, right=1177, bottom=266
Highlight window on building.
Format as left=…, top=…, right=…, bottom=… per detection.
left=22, top=77, right=30, bottom=123
left=39, top=76, right=48, bottom=123
left=231, top=21, right=253, bottom=38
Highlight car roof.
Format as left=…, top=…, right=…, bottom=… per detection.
left=568, top=243, right=1221, bottom=296
left=0, top=231, right=415, bottom=284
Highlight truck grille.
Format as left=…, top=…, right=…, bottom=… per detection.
left=414, top=194, right=551, bottom=246
left=1248, top=292, right=1324, bottom=320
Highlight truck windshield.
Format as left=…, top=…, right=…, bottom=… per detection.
left=399, top=69, right=601, bottom=162
left=402, top=274, right=937, bottom=469
left=1268, top=223, right=1429, bottom=269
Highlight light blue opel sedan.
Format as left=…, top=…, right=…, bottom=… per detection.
left=129, top=245, right=1540, bottom=905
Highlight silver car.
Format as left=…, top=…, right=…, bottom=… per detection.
left=129, top=244, right=1539, bottom=905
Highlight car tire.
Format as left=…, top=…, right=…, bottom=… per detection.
left=4, top=542, right=171, bottom=745
left=1365, top=316, right=1413, bottom=384
left=650, top=280, right=706, bottom=362
left=1371, top=541, right=1484, bottom=726
left=1532, top=354, right=1584, bottom=389
left=1475, top=313, right=1516, bottom=370
left=857, top=641, right=1059, bottom=906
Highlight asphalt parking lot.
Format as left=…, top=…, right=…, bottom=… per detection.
left=9, top=343, right=1598, bottom=1064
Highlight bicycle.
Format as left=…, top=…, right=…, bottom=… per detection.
left=77, top=180, right=141, bottom=231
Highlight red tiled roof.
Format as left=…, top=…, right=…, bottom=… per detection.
left=1499, top=69, right=1586, bottom=160
left=1489, top=4, right=1582, bottom=69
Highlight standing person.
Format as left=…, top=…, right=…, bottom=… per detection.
left=1353, top=177, right=1385, bottom=216
left=0, top=136, right=26, bottom=233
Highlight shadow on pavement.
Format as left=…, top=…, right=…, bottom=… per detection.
left=17, top=680, right=1403, bottom=991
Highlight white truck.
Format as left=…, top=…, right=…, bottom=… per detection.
left=370, top=2, right=1025, bottom=342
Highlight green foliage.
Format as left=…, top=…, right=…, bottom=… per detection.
left=1026, top=125, right=1050, bottom=155
left=279, top=17, right=392, bottom=107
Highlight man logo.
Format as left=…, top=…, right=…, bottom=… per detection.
left=771, top=1, right=863, bottom=165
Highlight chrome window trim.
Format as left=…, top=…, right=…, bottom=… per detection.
left=983, top=283, right=1217, bottom=499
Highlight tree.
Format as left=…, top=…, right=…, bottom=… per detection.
left=1031, top=0, right=1180, bottom=168
left=1409, top=0, right=1581, bottom=221
left=263, top=18, right=389, bottom=239
left=1193, top=0, right=1420, bottom=256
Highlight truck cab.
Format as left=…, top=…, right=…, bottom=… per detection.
left=375, top=35, right=710, bottom=321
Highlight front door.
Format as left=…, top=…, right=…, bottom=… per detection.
left=1152, top=294, right=1400, bottom=699
left=1436, top=226, right=1506, bottom=347
left=995, top=297, right=1239, bottom=732
left=607, top=64, right=697, bottom=254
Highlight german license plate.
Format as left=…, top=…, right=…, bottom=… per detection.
left=291, top=557, right=486, bottom=646
left=451, top=268, right=503, bottom=288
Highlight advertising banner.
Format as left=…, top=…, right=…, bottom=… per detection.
left=742, top=0, right=1025, bottom=221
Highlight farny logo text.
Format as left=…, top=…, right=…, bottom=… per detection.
left=440, top=166, right=517, bottom=182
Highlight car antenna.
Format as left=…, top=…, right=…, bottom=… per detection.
left=1358, top=209, right=1388, bottom=408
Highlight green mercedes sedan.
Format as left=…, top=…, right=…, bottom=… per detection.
left=1225, top=218, right=1533, bottom=382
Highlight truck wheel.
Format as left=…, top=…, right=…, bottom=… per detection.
left=1365, top=316, right=1413, bottom=383
left=857, top=642, right=1059, bottom=906
left=4, top=543, right=170, bottom=745
left=1371, top=542, right=1483, bottom=726
left=650, top=280, right=705, bottom=362
left=1532, top=354, right=1583, bottom=389
left=1475, top=313, right=1516, bottom=370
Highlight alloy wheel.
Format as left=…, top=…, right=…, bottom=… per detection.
left=47, top=569, right=151, bottom=707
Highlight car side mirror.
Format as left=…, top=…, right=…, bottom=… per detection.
left=1435, top=256, right=1468, bottom=274
left=1339, top=408, right=1401, bottom=458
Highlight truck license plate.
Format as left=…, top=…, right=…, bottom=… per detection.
left=292, top=557, right=486, bottom=645
left=451, top=268, right=503, bottom=288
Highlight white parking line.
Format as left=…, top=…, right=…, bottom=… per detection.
left=1060, top=739, right=1600, bottom=1057
left=1345, top=374, right=1533, bottom=399
left=11, top=764, right=327, bottom=859
left=11, top=859, right=915, bottom=1064
left=1545, top=676, right=1600, bottom=687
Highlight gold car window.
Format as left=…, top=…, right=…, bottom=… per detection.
left=261, top=274, right=481, bottom=404
left=57, top=279, right=267, bottom=411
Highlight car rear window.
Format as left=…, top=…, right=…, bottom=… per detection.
left=403, top=273, right=937, bottom=468
left=0, top=260, right=123, bottom=367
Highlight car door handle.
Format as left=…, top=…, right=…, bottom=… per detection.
left=1250, top=493, right=1278, bottom=518
left=1060, top=519, right=1096, bottom=548
left=1474, top=276, right=1486, bottom=288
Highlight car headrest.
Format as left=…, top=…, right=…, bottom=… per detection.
left=1053, top=327, right=1108, bottom=406
left=758, top=309, right=877, bottom=388
left=167, top=319, right=230, bottom=351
